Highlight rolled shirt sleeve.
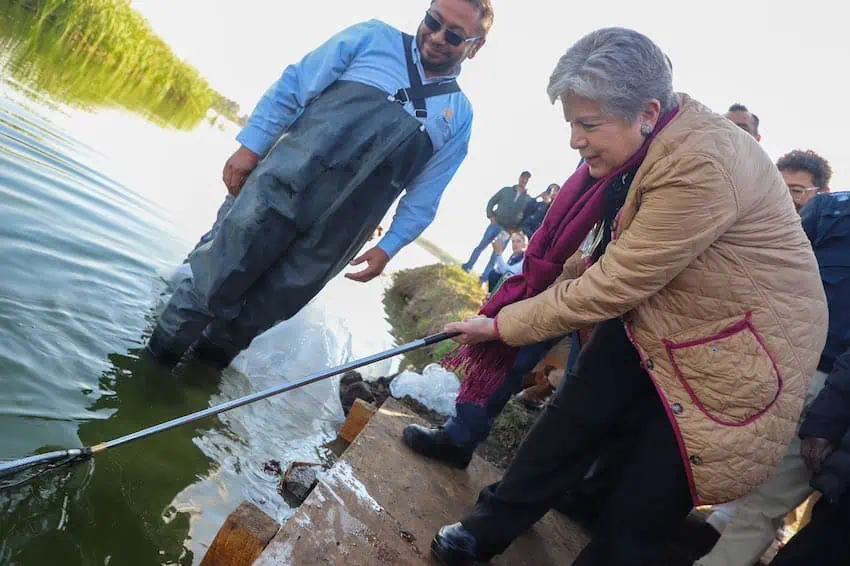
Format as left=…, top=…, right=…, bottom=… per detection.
left=236, top=21, right=377, bottom=157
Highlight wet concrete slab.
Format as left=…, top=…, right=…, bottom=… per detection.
left=254, top=398, right=589, bottom=565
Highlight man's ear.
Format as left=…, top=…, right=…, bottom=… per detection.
left=756, top=134, right=762, bottom=143
left=467, top=37, right=486, bottom=59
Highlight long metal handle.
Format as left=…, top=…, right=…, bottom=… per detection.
left=0, top=449, right=83, bottom=479
left=0, top=331, right=459, bottom=483
left=92, top=331, right=460, bottom=453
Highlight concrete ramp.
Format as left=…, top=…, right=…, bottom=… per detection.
left=254, top=398, right=588, bottom=565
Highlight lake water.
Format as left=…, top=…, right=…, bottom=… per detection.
left=0, top=7, right=437, bottom=565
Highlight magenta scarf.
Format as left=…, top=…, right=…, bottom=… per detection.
left=447, top=107, right=679, bottom=406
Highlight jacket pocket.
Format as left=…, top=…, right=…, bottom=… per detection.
left=663, top=312, right=782, bottom=426
left=422, top=113, right=452, bottom=152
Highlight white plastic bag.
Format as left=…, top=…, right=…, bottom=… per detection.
left=389, top=363, right=460, bottom=417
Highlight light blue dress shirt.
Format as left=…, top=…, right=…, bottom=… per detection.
left=237, top=19, right=473, bottom=258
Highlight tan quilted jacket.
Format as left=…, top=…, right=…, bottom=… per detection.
left=496, top=94, right=828, bottom=505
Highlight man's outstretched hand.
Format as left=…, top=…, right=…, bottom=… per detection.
left=223, top=146, right=260, bottom=196
left=345, top=247, right=390, bottom=283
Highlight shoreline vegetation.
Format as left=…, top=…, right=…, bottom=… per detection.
left=414, top=236, right=461, bottom=265
left=383, top=263, right=484, bottom=371
left=0, top=0, right=246, bottom=129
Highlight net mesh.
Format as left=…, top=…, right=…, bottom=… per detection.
left=0, top=454, right=89, bottom=490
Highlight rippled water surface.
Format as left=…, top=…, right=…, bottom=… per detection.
left=0, top=10, right=435, bottom=564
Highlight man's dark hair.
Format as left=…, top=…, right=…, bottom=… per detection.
left=520, top=170, right=532, bottom=178
left=436, top=0, right=494, bottom=34
left=465, top=0, right=494, bottom=33
left=728, top=103, right=760, bottom=134
left=777, top=150, right=833, bottom=189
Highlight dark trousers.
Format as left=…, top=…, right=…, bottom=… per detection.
left=770, top=495, right=850, bottom=565
left=487, top=270, right=504, bottom=293
left=446, top=339, right=558, bottom=446
left=462, top=222, right=505, bottom=274
left=461, top=318, right=693, bottom=565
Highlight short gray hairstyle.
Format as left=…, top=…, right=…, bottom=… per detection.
left=547, top=27, right=675, bottom=122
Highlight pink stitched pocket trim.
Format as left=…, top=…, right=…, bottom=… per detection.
left=662, top=312, right=783, bottom=427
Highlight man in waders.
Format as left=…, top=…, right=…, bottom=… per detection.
left=146, top=0, right=493, bottom=368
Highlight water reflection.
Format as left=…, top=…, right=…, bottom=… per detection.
left=0, top=3, right=439, bottom=562
left=0, top=52, right=212, bottom=561
left=0, top=0, right=219, bottom=129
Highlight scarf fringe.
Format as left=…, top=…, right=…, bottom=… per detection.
left=443, top=341, right=519, bottom=406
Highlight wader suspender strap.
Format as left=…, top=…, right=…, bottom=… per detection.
left=393, top=33, right=460, bottom=119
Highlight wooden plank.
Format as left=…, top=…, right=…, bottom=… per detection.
left=255, top=398, right=589, bottom=565
left=338, top=398, right=377, bottom=443
left=200, top=501, right=279, bottom=566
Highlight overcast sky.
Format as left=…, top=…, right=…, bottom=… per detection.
left=132, top=0, right=849, bottom=258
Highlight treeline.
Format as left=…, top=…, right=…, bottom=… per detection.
left=0, top=0, right=244, bottom=129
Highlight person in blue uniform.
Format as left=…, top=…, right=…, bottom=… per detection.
left=146, top=0, right=493, bottom=368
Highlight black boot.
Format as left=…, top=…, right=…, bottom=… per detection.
left=144, top=328, right=184, bottom=367
left=431, top=523, right=491, bottom=565
left=189, top=338, right=237, bottom=370
left=402, top=424, right=474, bottom=469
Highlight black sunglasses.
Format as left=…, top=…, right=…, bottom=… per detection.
left=423, top=10, right=482, bottom=47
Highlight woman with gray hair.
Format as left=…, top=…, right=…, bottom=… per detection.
left=428, top=27, right=827, bottom=565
